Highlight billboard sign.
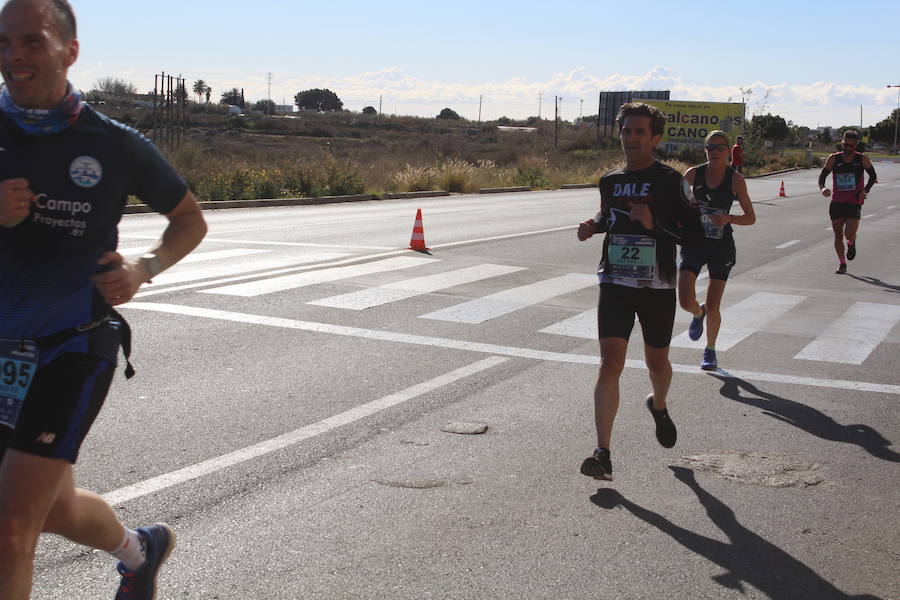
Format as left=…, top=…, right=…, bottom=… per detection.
left=643, top=100, right=745, bottom=153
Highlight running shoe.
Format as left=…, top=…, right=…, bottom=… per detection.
left=580, top=447, right=613, bottom=481
left=847, top=242, right=856, bottom=261
left=688, top=304, right=706, bottom=341
left=835, top=264, right=847, bottom=274
left=115, top=523, right=176, bottom=600
left=646, top=395, right=677, bottom=448
left=701, top=348, right=717, bottom=371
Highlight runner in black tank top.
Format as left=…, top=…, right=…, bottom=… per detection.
left=677, top=130, right=756, bottom=371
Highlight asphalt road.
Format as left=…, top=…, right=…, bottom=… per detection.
left=30, top=164, right=900, bottom=599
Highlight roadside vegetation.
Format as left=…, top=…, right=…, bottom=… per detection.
left=88, top=79, right=864, bottom=203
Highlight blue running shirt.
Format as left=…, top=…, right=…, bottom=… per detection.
left=0, top=105, right=187, bottom=341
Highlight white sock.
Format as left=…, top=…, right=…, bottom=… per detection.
left=110, top=528, right=146, bottom=571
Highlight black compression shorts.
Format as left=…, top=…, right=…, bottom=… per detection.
left=829, top=201, right=861, bottom=221
left=0, top=352, right=115, bottom=464
left=597, top=282, right=676, bottom=349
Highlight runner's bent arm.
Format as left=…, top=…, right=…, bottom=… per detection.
left=716, top=172, right=755, bottom=227
left=860, top=155, right=877, bottom=201
left=818, top=155, right=835, bottom=196
left=92, top=191, right=207, bottom=305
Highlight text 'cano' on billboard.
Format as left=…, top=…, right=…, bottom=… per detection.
left=643, top=100, right=745, bottom=153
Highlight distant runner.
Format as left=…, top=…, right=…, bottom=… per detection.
left=818, top=130, right=877, bottom=274
left=577, top=102, right=703, bottom=481
left=678, top=130, right=756, bottom=371
left=730, top=135, right=744, bottom=173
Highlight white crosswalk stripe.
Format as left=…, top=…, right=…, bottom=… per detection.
left=308, top=264, right=524, bottom=310
left=420, top=273, right=596, bottom=324
left=794, top=302, right=900, bottom=365
left=150, top=252, right=351, bottom=286
left=670, top=292, right=806, bottom=350
left=200, top=256, right=437, bottom=297
left=540, top=308, right=596, bottom=339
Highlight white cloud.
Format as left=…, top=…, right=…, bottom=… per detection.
left=74, top=66, right=897, bottom=126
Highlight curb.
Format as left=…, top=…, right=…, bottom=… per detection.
left=381, top=190, right=450, bottom=200
left=745, top=166, right=812, bottom=179
left=479, top=186, right=531, bottom=194
left=560, top=183, right=597, bottom=189
left=123, top=191, right=454, bottom=214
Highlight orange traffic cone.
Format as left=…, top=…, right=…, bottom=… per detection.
left=778, top=181, right=786, bottom=197
left=407, top=208, right=429, bottom=251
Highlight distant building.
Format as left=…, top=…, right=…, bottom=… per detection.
left=273, top=105, right=294, bottom=115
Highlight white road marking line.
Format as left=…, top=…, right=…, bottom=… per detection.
left=862, top=214, right=874, bottom=219
left=540, top=308, right=595, bottom=339
left=794, top=302, right=900, bottom=365
left=101, top=356, right=508, bottom=505
left=175, top=249, right=269, bottom=264
left=887, top=205, right=896, bottom=209
left=309, top=264, right=524, bottom=310
left=670, top=292, right=806, bottom=350
left=420, top=273, right=597, bottom=324
left=123, top=303, right=900, bottom=396
left=776, top=240, right=801, bottom=249
left=120, top=235, right=395, bottom=251
left=149, top=253, right=351, bottom=287
left=200, top=256, right=437, bottom=297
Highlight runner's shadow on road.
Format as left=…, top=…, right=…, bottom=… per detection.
left=845, top=274, right=900, bottom=293
left=590, top=468, right=882, bottom=600
left=711, top=375, right=900, bottom=463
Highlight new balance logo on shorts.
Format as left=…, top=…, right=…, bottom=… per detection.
left=35, top=432, right=56, bottom=444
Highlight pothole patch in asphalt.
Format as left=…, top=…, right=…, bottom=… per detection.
left=440, top=422, right=488, bottom=435
left=675, top=452, right=824, bottom=488
left=372, top=479, right=446, bottom=490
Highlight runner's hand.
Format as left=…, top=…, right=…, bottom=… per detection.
left=577, top=219, right=595, bottom=241
left=0, top=178, right=35, bottom=224
left=709, top=213, right=731, bottom=226
left=629, top=204, right=654, bottom=230
left=859, top=190, right=867, bottom=202
left=92, top=251, right=147, bottom=306
left=821, top=188, right=831, bottom=198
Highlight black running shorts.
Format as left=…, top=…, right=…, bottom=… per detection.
left=679, top=237, right=737, bottom=281
left=597, top=282, right=676, bottom=349
left=829, top=201, right=861, bottom=221
left=0, top=352, right=115, bottom=464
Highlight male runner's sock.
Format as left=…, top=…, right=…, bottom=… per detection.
left=110, top=528, right=147, bottom=571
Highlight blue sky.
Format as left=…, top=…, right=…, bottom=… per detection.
left=69, top=0, right=900, bottom=127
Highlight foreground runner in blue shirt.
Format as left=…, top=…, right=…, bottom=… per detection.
left=0, top=1, right=207, bottom=598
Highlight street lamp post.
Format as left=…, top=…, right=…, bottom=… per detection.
left=888, top=84, right=900, bottom=152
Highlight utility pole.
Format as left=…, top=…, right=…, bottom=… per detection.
left=538, top=93, right=542, bottom=119
left=580, top=98, right=583, bottom=120
left=266, top=72, right=273, bottom=114
left=379, top=94, right=382, bottom=115
left=478, top=94, right=483, bottom=123
left=554, top=96, right=559, bottom=148
left=888, top=84, right=900, bottom=152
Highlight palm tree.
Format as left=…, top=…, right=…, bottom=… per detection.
left=192, top=79, right=207, bottom=103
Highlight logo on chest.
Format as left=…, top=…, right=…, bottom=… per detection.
left=69, top=156, right=102, bottom=188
